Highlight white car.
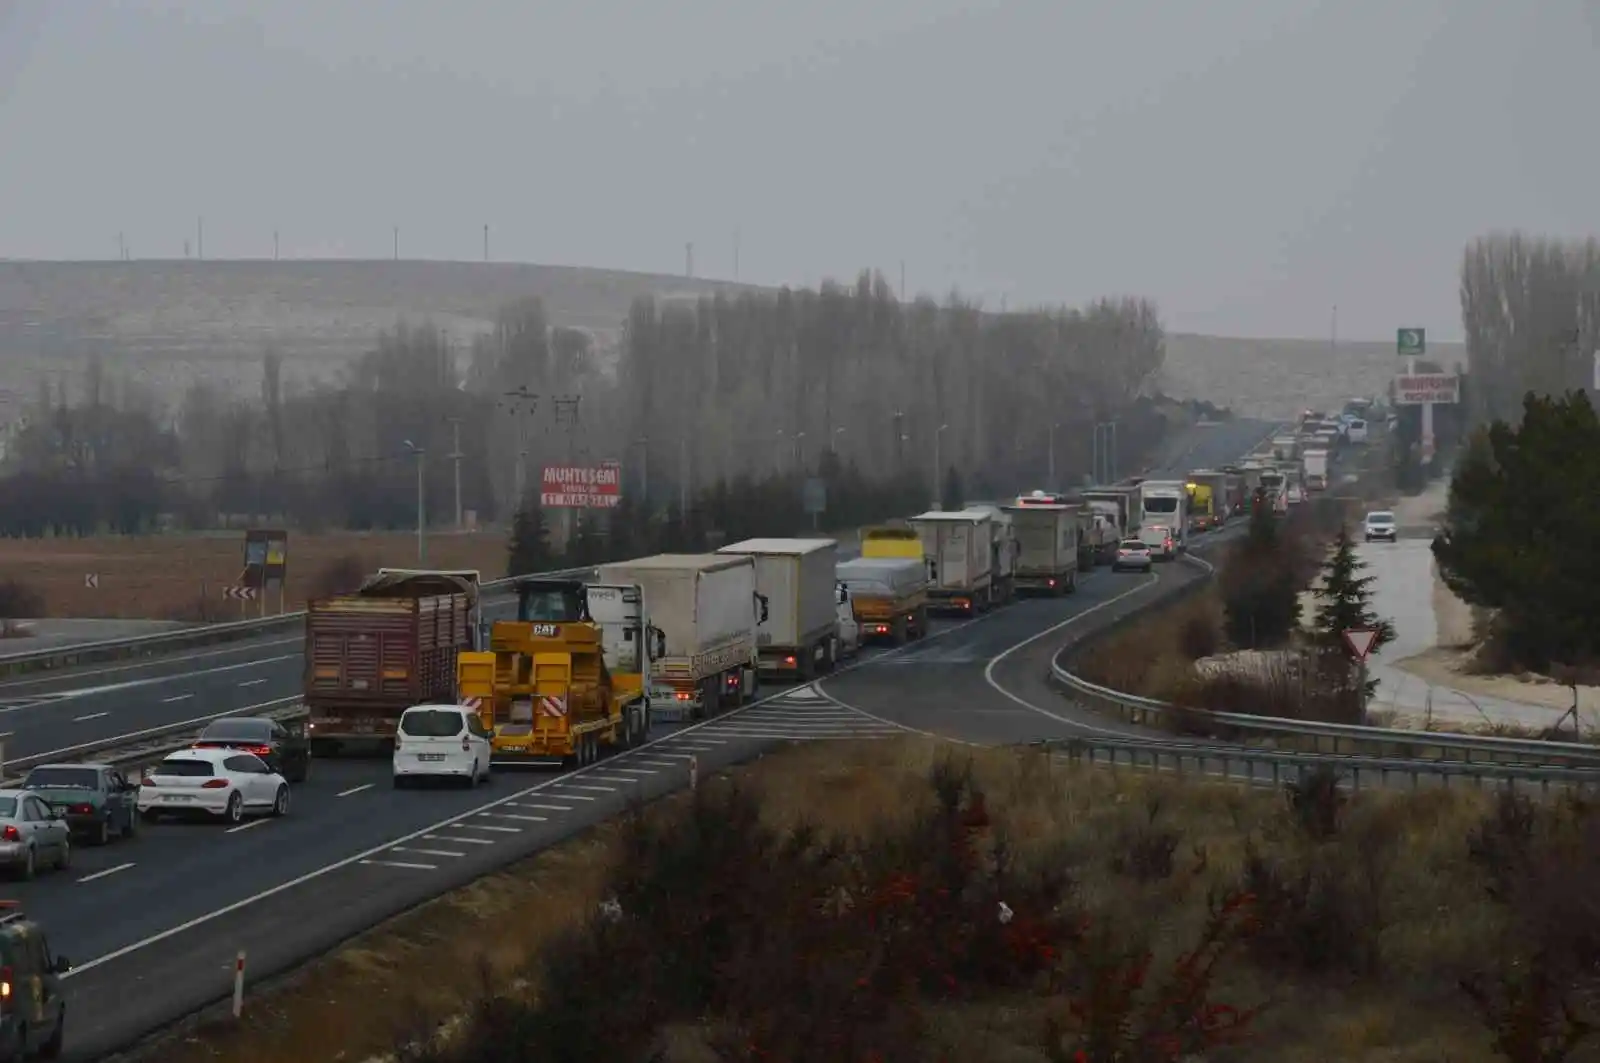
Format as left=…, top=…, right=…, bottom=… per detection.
left=393, top=704, right=493, bottom=788
left=1364, top=510, right=1398, bottom=543
left=138, top=748, right=290, bottom=825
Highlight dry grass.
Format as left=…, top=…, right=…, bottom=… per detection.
left=0, top=531, right=510, bottom=619
left=146, top=737, right=1572, bottom=1063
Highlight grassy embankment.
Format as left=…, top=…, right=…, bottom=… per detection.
left=150, top=736, right=1599, bottom=1063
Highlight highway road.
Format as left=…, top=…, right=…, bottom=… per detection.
left=20, top=420, right=1262, bottom=1060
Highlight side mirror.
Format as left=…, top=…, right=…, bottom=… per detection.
left=52, top=957, right=70, bottom=974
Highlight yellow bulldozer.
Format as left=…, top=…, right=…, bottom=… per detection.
left=455, top=578, right=660, bottom=768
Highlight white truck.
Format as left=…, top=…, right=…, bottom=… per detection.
left=908, top=509, right=996, bottom=615
left=1138, top=480, right=1189, bottom=558
left=715, top=538, right=841, bottom=679
left=960, top=503, right=1018, bottom=603
left=1303, top=448, right=1330, bottom=492
left=596, top=554, right=764, bottom=720
left=1001, top=501, right=1079, bottom=595
left=1080, top=487, right=1141, bottom=561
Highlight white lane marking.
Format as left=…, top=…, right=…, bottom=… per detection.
left=603, top=767, right=656, bottom=776
left=628, top=758, right=681, bottom=768
left=454, top=823, right=520, bottom=833
left=582, top=774, right=645, bottom=784
left=558, top=784, right=616, bottom=794
left=514, top=802, right=574, bottom=812
left=77, top=862, right=135, bottom=883
left=392, top=847, right=466, bottom=858
left=481, top=812, right=546, bottom=823
left=361, top=859, right=436, bottom=870
left=239, top=678, right=267, bottom=688
left=58, top=603, right=1012, bottom=977
left=423, top=834, right=493, bottom=845
left=225, top=818, right=271, bottom=834
left=161, top=694, right=193, bottom=704
left=336, top=784, right=374, bottom=798
left=981, top=556, right=1219, bottom=741
left=72, top=712, right=109, bottom=722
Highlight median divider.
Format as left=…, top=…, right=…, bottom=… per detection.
left=0, top=566, right=600, bottom=680
left=0, top=698, right=309, bottom=785
left=1049, top=528, right=1600, bottom=772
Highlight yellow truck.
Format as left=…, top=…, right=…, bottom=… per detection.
left=836, top=556, right=929, bottom=644
left=455, top=578, right=660, bottom=767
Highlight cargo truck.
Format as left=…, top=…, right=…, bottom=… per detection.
left=1139, top=481, right=1189, bottom=554
left=1001, top=500, right=1079, bottom=595
left=861, top=525, right=925, bottom=562
left=304, top=569, right=481, bottom=755
left=1081, top=486, right=1141, bottom=547
left=597, top=554, right=765, bottom=720
left=836, top=556, right=929, bottom=644
left=908, top=509, right=996, bottom=614
left=456, top=578, right=659, bottom=766
left=960, top=503, right=1018, bottom=603
left=715, top=538, right=841, bottom=679
left=1303, top=448, right=1330, bottom=491
left=1185, top=469, right=1230, bottom=532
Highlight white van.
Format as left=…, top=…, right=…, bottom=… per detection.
left=393, top=704, right=493, bottom=789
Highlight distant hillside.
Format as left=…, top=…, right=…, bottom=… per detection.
left=0, top=260, right=1464, bottom=419
left=1164, top=332, right=1467, bottom=420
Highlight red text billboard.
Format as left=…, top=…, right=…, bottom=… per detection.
left=540, top=462, right=622, bottom=508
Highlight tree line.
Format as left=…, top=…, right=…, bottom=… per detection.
left=0, top=271, right=1176, bottom=537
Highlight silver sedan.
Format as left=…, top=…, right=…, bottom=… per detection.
left=1112, top=540, right=1154, bottom=573
left=0, top=790, right=71, bottom=879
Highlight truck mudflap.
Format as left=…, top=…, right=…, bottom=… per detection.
left=307, top=716, right=401, bottom=753
left=926, top=587, right=987, bottom=615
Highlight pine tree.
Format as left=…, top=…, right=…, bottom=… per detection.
left=940, top=465, right=964, bottom=511
left=506, top=501, right=557, bottom=577
left=1310, top=526, right=1396, bottom=707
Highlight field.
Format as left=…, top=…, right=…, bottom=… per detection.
left=0, top=531, right=512, bottom=621
left=142, top=735, right=1595, bottom=1063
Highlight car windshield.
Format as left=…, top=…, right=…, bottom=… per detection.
left=401, top=709, right=465, bottom=737
left=23, top=767, right=97, bottom=789
left=153, top=759, right=214, bottom=777
left=1367, top=513, right=1395, bottom=524
left=200, top=720, right=272, bottom=742
left=0, top=798, right=16, bottom=818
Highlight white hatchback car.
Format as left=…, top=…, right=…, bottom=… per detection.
left=393, top=704, right=493, bottom=789
left=138, top=748, right=290, bottom=825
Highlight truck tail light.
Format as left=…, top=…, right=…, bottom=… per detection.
left=784, top=656, right=797, bottom=667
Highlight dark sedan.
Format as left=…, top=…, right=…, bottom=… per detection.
left=20, top=763, right=138, bottom=845
left=192, top=717, right=311, bottom=782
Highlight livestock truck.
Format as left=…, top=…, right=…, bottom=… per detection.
left=836, top=556, right=929, bottom=644
left=715, top=538, right=841, bottom=679
left=1001, top=500, right=1080, bottom=595
left=597, top=554, right=764, bottom=720
left=304, top=568, right=481, bottom=754
left=907, top=509, right=997, bottom=615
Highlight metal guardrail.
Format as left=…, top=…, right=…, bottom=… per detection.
left=1032, top=735, right=1600, bottom=794
left=0, top=698, right=309, bottom=785
left=1051, top=542, right=1600, bottom=770
left=0, top=567, right=598, bottom=679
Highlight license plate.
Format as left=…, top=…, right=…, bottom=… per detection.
left=418, top=754, right=445, bottom=762
left=163, top=794, right=194, bottom=803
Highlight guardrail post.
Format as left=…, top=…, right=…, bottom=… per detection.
left=232, top=950, right=246, bottom=1018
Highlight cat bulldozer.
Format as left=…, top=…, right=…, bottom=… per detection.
left=455, top=578, right=663, bottom=767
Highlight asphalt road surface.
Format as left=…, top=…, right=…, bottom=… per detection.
left=1144, top=417, right=1281, bottom=478
left=28, top=421, right=1269, bottom=1060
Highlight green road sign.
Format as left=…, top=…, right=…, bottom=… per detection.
left=1397, top=328, right=1426, bottom=357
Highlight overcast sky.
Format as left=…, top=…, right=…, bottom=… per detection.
left=1, top=0, right=1596, bottom=340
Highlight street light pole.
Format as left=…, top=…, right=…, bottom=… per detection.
left=405, top=441, right=426, bottom=564
left=933, top=423, right=949, bottom=509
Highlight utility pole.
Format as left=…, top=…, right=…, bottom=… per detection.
left=393, top=226, right=399, bottom=261
left=900, top=260, right=906, bottom=302
left=483, top=224, right=489, bottom=262
left=679, top=437, right=689, bottom=518
left=933, top=424, right=949, bottom=509
left=117, top=232, right=126, bottom=261
left=447, top=417, right=464, bottom=530
left=197, top=217, right=204, bottom=261
left=405, top=441, right=427, bottom=564
left=499, top=386, right=539, bottom=507
left=685, top=242, right=694, bottom=278
left=733, top=226, right=740, bottom=281
left=273, top=230, right=280, bottom=261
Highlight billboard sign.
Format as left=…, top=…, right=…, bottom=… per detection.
left=1392, top=373, right=1459, bottom=405
left=540, top=462, right=622, bottom=508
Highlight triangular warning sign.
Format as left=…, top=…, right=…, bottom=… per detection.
left=1342, top=627, right=1379, bottom=661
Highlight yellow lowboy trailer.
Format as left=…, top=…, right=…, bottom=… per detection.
left=455, top=579, right=656, bottom=768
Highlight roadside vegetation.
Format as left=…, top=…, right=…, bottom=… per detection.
left=156, top=737, right=1600, bottom=1063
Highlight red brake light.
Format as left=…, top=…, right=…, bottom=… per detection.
left=246, top=745, right=273, bottom=757
left=0, top=827, right=15, bottom=843
left=784, top=656, right=797, bottom=666
left=200, top=779, right=230, bottom=789
left=69, top=804, right=92, bottom=815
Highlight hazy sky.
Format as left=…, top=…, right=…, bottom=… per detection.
left=1, top=0, right=1596, bottom=340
